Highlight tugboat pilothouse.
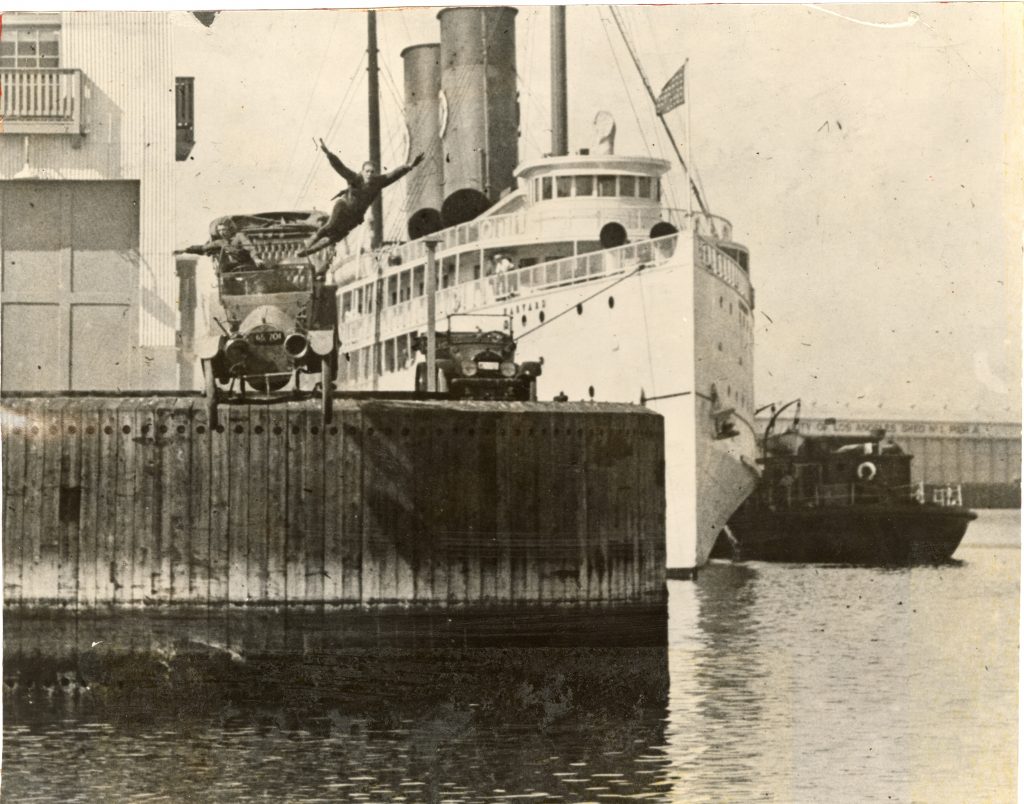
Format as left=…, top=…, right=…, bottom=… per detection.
left=330, top=7, right=758, bottom=571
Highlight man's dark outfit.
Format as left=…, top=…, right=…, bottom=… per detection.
left=298, top=144, right=422, bottom=258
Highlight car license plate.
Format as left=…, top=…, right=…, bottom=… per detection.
left=478, top=361, right=499, bottom=371
left=251, top=330, right=284, bottom=345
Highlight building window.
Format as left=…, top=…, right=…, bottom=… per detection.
left=176, top=77, right=195, bottom=161
left=598, top=176, right=617, bottom=197
left=0, top=24, right=60, bottom=69
left=575, top=175, right=594, bottom=196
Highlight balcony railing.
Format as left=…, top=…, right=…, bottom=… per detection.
left=339, top=233, right=683, bottom=347
left=1, top=68, right=84, bottom=135
left=333, top=206, right=736, bottom=286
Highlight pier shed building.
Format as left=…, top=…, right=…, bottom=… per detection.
left=1, top=11, right=185, bottom=392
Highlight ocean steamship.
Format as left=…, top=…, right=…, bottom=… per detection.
left=328, top=7, right=758, bottom=570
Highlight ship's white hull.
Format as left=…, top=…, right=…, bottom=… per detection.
left=339, top=232, right=757, bottom=569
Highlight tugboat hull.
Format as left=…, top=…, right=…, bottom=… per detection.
left=725, top=505, right=977, bottom=565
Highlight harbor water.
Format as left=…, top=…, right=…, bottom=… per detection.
left=3, top=510, right=1017, bottom=802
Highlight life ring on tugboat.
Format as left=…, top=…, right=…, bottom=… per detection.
left=857, top=461, right=877, bottom=481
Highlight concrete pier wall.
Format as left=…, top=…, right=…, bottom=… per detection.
left=2, top=397, right=665, bottom=612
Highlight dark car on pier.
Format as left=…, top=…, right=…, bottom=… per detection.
left=413, top=315, right=542, bottom=401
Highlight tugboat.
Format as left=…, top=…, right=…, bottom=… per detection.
left=715, top=400, right=977, bottom=564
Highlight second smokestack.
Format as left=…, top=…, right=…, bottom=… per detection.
left=438, top=6, right=519, bottom=228
left=402, top=43, right=444, bottom=240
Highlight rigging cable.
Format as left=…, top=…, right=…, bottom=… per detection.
left=607, top=5, right=710, bottom=217
left=282, top=12, right=343, bottom=204
left=597, top=9, right=655, bottom=161
left=515, top=262, right=649, bottom=341
left=291, top=51, right=367, bottom=207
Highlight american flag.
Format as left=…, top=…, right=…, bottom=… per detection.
left=655, top=63, right=686, bottom=115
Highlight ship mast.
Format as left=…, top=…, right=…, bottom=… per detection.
left=550, top=6, right=568, bottom=155
left=367, top=10, right=385, bottom=387
left=367, top=10, right=384, bottom=249
left=608, top=7, right=710, bottom=217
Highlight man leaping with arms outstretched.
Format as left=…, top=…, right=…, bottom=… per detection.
left=297, top=138, right=424, bottom=260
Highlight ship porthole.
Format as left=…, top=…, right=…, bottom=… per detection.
left=577, top=303, right=583, bottom=315
left=521, top=315, right=527, bottom=327
left=588, top=385, right=595, bottom=399
left=608, top=296, right=615, bottom=309
left=857, top=461, right=877, bottom=481
left=539, top=311, right=545, bottom=323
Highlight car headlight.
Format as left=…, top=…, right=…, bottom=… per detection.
left=461, top=360, right=478, bottom=377
left=500, top=361, right=517, bottom=378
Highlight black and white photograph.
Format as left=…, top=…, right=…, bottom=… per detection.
left=0, top=3, right=1020, bottom=801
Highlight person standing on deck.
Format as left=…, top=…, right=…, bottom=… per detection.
left=297, top=138, right=424, bottom=261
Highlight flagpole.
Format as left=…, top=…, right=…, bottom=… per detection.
left=684, top=58, right=693, bottom=219
left=609, top=8, right=709, bottom=216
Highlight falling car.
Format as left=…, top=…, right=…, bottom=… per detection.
left=192, top=212, right=339, bottom=422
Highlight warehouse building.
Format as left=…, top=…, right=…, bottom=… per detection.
left=1, top=11, right=190, bottom=391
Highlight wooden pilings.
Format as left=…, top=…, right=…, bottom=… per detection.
left=2, top=397, right=665, bottom=612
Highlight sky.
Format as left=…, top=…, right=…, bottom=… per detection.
left=172, top=3, right=1023, bottom=423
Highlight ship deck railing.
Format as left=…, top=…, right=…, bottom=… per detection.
left=340, top=232, right=690, bottom=347
left=333, top=206, right=735, bottom=283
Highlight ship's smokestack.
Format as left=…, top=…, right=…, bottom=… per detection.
left=438, top=6, right=519, bottom=228
left=401, top=43, right=444, bottom=240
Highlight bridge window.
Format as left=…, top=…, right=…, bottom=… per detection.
left=385, top=338, right=395, bottom=372
left=342, top=291, right=353, bottom=316
left=399, top=270, right=411, bottom=302
left=542, top=177, right=553, bottom=200
left=638, top=176, right=651, bottom=198
left=576, top=176, right=594, bottom=196
left=620, top=176, right=636, bottom=197
left=556, top=176, right=572, bottom=198
left=654, top=178, right=661, bottom=201
left=598, top=176, right=616, bottom=197
left=388, top=275, right=398, bottom=307
left=413, top=265, right=424, bottom=296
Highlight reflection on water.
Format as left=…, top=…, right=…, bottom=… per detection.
left=3, top=646, right=672, bottom=803
left=4, top=511, right=1018, bottom=802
